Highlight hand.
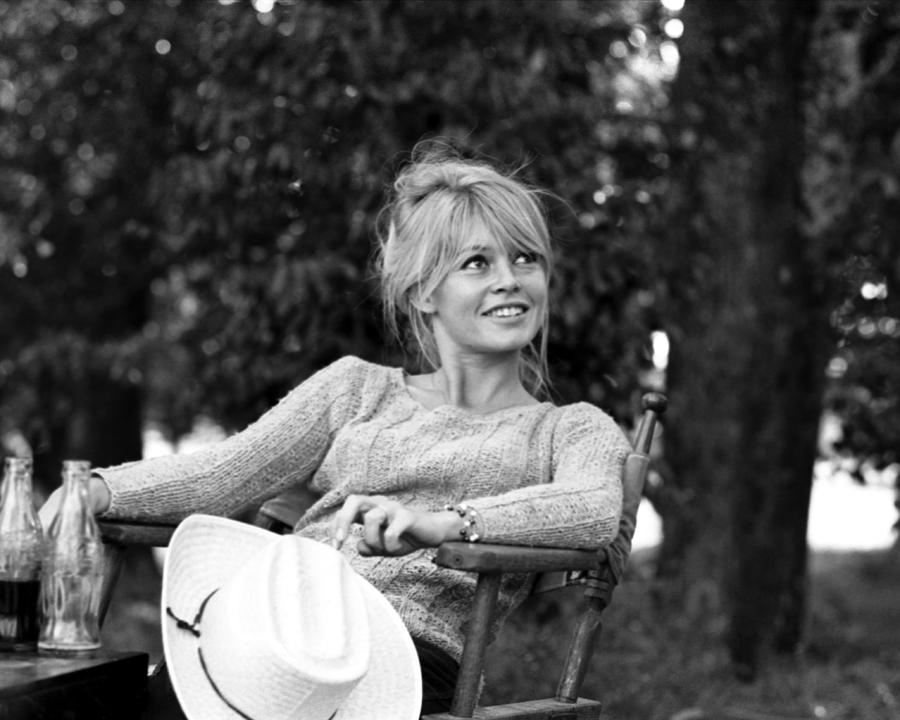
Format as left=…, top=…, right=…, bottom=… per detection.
left=39, top=475, right=111, bottom=528
left=39, top=487, right=63, bottom=529
left=331, top=495, right=461, bottom=557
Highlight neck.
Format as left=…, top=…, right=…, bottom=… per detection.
left=429, top=352, right=535, bottom=413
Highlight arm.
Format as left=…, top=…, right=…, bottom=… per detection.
left=448, top=404, right=631, bottom=550
left=86, top=356, right=367, bottom=524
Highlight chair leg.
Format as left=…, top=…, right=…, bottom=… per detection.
left=450, top=572, right=502, bottom=718
left=556, top=602, right=604, bottom=703
left=99, top=541, right=126, bottom=627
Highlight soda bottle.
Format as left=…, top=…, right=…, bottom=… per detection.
left=0, top=457, right=43, bottom=651
left=38, top=459, right=103, bottom=654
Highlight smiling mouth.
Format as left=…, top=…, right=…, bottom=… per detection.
left=483, top=306, right=527, bottom=318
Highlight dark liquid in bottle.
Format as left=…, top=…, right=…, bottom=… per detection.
left=0, top=578, right=41, bottom=650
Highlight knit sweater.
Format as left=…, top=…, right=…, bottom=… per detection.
left=99, top=355, right=631, bottom=662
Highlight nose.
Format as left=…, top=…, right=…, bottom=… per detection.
left=491, top=258, right=520, bottom=292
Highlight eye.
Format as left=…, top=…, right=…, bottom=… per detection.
left=513, top=251, right=540, bottom=265
left=460, top=254, right=488, bottom=270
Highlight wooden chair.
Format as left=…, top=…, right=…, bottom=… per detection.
left=97, top=392, right=666, bottom=720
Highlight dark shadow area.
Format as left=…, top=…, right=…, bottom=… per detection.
left=482, top=546, right=900, bottom=720
left=101, top=547, right=163, bottom=664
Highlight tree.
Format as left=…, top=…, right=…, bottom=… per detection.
left=656, top=0, right=900, bottom=679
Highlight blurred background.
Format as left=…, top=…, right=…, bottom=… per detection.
left=1, top=0, right=898, bottom=718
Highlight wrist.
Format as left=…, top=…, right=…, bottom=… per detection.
left=443, top=503, right=482, bottom=543
left=437, top=510, right=465, bottom=543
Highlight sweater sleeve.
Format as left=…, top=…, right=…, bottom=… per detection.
left=462, top=403, right=630, bottom=550
left=98, top=355, right=369, bottom=523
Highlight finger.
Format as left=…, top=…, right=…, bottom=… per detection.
left=332, top=494, right=371, bottom=549
left=381, top=509, right=415, bottom=554
left=362, top=506, right=389, bottom=552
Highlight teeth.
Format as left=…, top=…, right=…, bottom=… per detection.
left=487, top=306, right=525, bottom=317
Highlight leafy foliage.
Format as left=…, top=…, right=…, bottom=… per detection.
left=811, top=1, right=900, bottom=488
left=0, top=0, right=671, bottom=460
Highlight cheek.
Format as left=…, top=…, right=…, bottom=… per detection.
left=526, top=275, right=549, bottom=305
left=424, top=282, right=453, bottom=314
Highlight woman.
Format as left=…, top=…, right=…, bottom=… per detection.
left=41, top=146, right=632, bottom=714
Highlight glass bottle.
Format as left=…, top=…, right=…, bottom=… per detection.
left=38, top=459, right=103, bottom=654
left=0, top=457, right=43, bottom=651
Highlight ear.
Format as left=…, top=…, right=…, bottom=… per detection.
left=410, top=290, right=436, bottom=314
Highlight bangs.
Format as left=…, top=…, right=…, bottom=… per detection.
left=470, top=180, right=552, bottom=270
left=477, top=204, right=552, bottom=270
left=421, top=183, right=553, bottom=295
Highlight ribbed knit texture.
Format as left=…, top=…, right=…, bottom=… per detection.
left=100, top=356, right=631, bottom=662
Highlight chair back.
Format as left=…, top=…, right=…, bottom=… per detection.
left=600, top=391, right=665, bottom=586
left=533, top=391, right=665, bottom=596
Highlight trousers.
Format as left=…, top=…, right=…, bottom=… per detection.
left=414, top=637, right=460, bottom=716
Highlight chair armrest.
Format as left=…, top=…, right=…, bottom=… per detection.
left=97, top=524, right=610, bottom=575
left=254, top=485, right=322, bottom=532
left=433, top=541, right=604, bottom=574
left=98, top=519, right=178, bottom=547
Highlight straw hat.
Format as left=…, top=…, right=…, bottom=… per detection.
left=161, top=515, right=422, bottom=720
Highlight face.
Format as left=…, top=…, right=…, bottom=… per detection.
left=420, top=227, right=548, bottom=361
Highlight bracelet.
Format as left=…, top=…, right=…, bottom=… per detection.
left=444, top=503, right=481, bottom=543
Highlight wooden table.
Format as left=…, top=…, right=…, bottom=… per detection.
left=0, top=650, right=148, bottom=720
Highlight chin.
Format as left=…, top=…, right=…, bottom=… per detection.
left=484, top=334, right=538, bottom=355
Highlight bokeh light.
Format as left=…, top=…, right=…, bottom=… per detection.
left=609, top=39, right=629, bottom=59
left=651, top=330, right=670, bottom=370
left=860, top=281, right=888, bottom=300
left=664, top=18, right=684, bottom=39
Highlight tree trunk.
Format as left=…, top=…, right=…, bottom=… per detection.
left=31, top=378, right=143, bottom=498
left=30, top=289, right=148, bottom=497
left=658, top=0, right=828, bottom=680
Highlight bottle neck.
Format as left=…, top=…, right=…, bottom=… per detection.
left=48, top=467, right=97, bottom=541
left=0, top=462, right=36, bottom=524
left=14, top=471, right=34, bottom=496
left=2, top=460, right=34, bottom=493
left=58, top=470, right=90, bottom=512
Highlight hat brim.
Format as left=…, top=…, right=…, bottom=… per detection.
left=162, top=515, right=422, bottom=720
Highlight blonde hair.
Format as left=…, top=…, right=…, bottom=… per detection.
left=375, top=146, right=554, bottom=395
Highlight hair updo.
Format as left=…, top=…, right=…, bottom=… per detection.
left=375, top=145, right=554, bottom=395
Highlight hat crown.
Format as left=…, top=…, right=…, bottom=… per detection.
left=199, top=536, right=370, bottom=719
left=267, top=536, right=371, bottom=670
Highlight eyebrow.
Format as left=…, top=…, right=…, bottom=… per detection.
left=459, top=244, right=491, bottom=254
